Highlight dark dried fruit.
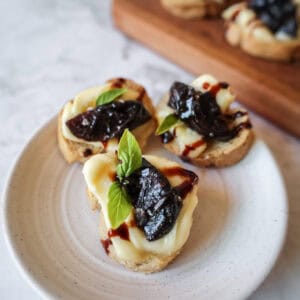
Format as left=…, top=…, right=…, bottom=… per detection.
left=278, top=18, right=298, bottom=37
left=160, top=131, right=175, bottom=144
left=249, top=0, right=298, bottom=37
left=168, top=82, right=235, bottom=141
left=123, top=159, right=197, bottom=241
left=66, top=100, right=151, bottom=142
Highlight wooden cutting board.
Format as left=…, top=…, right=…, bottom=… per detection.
left=113, top=0, right=300, bottom=138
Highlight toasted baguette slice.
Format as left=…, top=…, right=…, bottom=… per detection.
left=223, top=3, right=300, bottom=61
left=161, top=126, right=254, bottom=168
left=83, top=154, right=199, bottom=273
left=161, top=0, right=239, bottom=19
left=58, top=78, right=156, bottom=163
left=189, top=125, right=253, bottom=167
left=156, top=76, right=254, bottom=168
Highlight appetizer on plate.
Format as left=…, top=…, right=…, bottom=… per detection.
left=83, top=130, right=199, bottom=273
left=58, top=78, right=156, bottom=163
left=156, top=74, right=254, bottom=167
left=161, top=0, right=239, bottom=19
left=223, top=0, right=300, bottom=61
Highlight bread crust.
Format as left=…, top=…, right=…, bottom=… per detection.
left=87, top=188, right=100, bottom=211
left=223, top=3, right=300, bottom=61
left=57, top=78, right=156, bottom=163
left=161, top=0, right=239, bottom=19
left=156, top=93, right=254, bottom=168
left=188, top=127, right=253, bottom=167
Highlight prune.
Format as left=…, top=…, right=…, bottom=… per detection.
left=168, top=82, right=235, bottom=141
left=66, top=100, right=151, bottom=142
left=259, top=12, right=280, bottom=32
left=160, top=131, right=174, bottom=144
left=249, top=0, right=298, bottom=37
left=278, top=18, right=298, bottom=37
left=124, top=159, right=197, bottom=241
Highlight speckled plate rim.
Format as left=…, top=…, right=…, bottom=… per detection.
left=2, top=117, right=57, bottom=300
left=2, top=116, right=288, bottom=300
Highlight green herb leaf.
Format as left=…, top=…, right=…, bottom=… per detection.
left=116, top=129, right=142, bottom=178
left=107, top=129, right=141, bottom=229
left=155, top=113, right=178, bottom=135
left=108, top=182, right=132, bottom=229
left=96, top=88, right=127, bottom=106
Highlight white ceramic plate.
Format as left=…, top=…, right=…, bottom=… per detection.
left=3, top=118, right=287, bottom=300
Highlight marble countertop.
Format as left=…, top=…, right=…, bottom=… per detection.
left=0, top=0, right=299, bottom=299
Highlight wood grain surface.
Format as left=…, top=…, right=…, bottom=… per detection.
left=113, top=0, right=300, bottom=138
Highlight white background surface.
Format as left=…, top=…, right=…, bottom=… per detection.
left=0, top=1, right=299, bottom=299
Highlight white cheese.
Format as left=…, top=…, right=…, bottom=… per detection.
left=252, top=27, right=274, bottom=41
left=191, top=74, right=235, bottom=112
left=82, top=154, right=198, bottom=263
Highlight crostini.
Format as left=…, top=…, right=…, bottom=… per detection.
left=58, top=78, right=156, bottom=163
left=223, top=0, right=300, bottom=61
left=156, top=74, right=253, bottom=167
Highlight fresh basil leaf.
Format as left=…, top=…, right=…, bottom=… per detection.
left=96, top=88, right=127, bottom=106
left=155, top=113, right=178, bottom=135
left=108, top=182, right=132, bottom=229
left=116, top=129, right=142, bottom=178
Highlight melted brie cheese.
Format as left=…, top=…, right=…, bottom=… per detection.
left=191, top=74, right=235, bottom=112
left=61, top=83, right=144, bottom=151
left=157, top=74, right=235, bottom=158
left=82, top=154, right=198, bottom=262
